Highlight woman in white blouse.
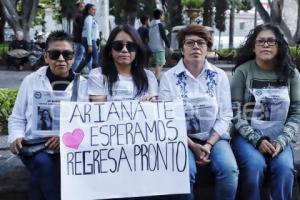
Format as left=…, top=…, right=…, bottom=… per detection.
left=159, top=25, right=238, bottom=200
left=88, top=24, right=157, bottom=101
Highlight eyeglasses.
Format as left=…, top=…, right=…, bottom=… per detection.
left=47, top=50, right=74, bottom=60
left=184, top=39, right=207, bottom=48
left=111, top=41, right=137, bottom=52
left=255, top=38, right=278, bottom=46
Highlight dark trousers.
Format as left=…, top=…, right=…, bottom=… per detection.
left=75, top=37, right=99, bottom=73
left=21, top=152, right=60, bottom=200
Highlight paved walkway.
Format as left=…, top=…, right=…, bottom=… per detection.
left=0, top=63, right=234, bottom=89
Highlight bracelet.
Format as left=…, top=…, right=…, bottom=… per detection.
left=205, top=141, right=213, bottom=147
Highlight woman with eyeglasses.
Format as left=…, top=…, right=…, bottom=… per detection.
left=159, top=24, right=238, bottom=200
left=231, top=24, right=300, bottom=200
left=75, top=3, right=99, bottom=73
left=8, top=30, right=88, bottom=200
left=88, top=24, right=157, bottom=102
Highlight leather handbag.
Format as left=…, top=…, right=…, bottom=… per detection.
left=19, top=137, right=50, bottom=156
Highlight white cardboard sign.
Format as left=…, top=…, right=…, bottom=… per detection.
left=60, top=100, right=190, bottom=200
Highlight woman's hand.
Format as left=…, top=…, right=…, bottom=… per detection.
left=140, top=95, right=157, bottom=101
left=258, top=139, right=276, bottom=155
left=271, top=142, right=282, bottom=157
left=88, top=46, right=92, bottom=53
left=193, top=143, right=211, bottom=165
left=10, top=137, right=24, bottom=155
left=45, top=136, right=60, bottom=151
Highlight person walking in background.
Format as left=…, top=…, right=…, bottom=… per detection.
left=231, top=24, right=300, bottom=200
left=72, top=1, right=85, bottom=72
left=159, top=24, right=238, bottom=200
left=75, top=3, right=99, bottom=74
left=148, top=8, right=170, bottom=80
left=137, top=15, right=151, bottom=65
left=88, top=24, right=157, bottom=102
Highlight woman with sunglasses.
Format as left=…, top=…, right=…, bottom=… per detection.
left=88, top=24, right=157, bottom=102
left=159, top=24, right=238, bottom=200
left=8, top=30, right=88, bottom=200
left=231, top=24, right=300, bottom=200
left=75, top=3, right=99, bottom=73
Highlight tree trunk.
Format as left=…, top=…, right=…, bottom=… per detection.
left=252, top=0, right=271, bottom=23
left=1, top=0, right=22, bottom=32
left=270, top=0, right=283, bottom=23
left=294, top=0, right=300, bottom=42
left=229, top=3, right=235, bottom=48
left=252, top=0, right=293, bottom=44
left=203, top=0, right=214, bottom=27
left=0, top=0, right=39, bottom=41
left=164, top=0, right=183, bottom=28
left=0, top=2, right=5, bottom=42
left=126, top=13, right=136, bottom=25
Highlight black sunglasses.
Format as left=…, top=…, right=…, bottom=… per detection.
left=111, top=41, right=137, bottom=52
left=47, top=50, right=74, bottom=60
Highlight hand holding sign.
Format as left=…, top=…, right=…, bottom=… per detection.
left=62, top=128, right=84, bottom=149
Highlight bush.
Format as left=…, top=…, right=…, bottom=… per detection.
left=0, top=89, right=18, bottom=135
left=0, top=43, right=9, bottom=63
left=216, top=48, right=236, bottom=61
left=181, top=0, right=204, bottom=8
left=289, top=46, right=298, bottom=58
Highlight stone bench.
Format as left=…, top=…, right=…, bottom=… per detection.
left=1, top=134, right=300, bottom=200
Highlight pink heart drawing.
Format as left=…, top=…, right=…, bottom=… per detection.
left=62, top=128, right=84, bottom=149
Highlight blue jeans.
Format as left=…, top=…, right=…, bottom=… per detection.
left=21, top=152, right=60, bottom=200
left=72, top=43, right=85, bottom=71
left=83, top=37, right=98, bottom=68
left=171, top=140, right=239, bottom=200
left=231, top=135, right=295, bottom=200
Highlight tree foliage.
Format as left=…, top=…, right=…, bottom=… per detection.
left=203, top=0, right=214, bottom=27
left=161, top=0, right=183, bottom=31
left=215, top=0, right=229, bottom=32
left=110, top=0, right=139, bottom=25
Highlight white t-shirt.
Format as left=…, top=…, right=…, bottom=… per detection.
left=88, top=67, right=158, bottom=101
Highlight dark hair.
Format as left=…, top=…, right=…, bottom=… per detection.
left=234, top=24, right=296, bottom=80
left=140, top=15, right=149, bottom=25
left=45, top=30, right=74, bottom=50
left=177, top=24, right=213, bottom=49
left=83, top=3, right=94, bottom=18
left=76, top=1, right=84, bottom=8
left=40, top=109, right=52, bottom=121
left=101, top=24, right=149, bottom=97
left=153, top=9, right=163, bottom=19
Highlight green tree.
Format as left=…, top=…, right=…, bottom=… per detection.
left=110, top=0, right=138, bottom=25
left=60, top=0, right=76, bottom=33
left=215, top=0, right=228, bottom=32
left=203, top=0, right=214, bottom=27
left=162, top=0, right=183, bottom=31
left=215, top=0, right=228, bottom=48
left=229, top=0, right=252, bottom=48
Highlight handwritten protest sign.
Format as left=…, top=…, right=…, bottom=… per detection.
left=60, top=100, right=189, bottom=200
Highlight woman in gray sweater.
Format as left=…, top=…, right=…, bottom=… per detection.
left=231, top=24, right=300, bottom=200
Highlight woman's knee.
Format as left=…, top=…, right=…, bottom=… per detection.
left=32, top=152, right=58, bottom=171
